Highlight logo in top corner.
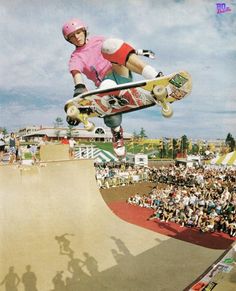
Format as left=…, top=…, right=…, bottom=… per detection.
left=216, top=3, right=232, bottom=14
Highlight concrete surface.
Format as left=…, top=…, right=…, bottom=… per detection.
left=0, top=159, right=225, bottom=291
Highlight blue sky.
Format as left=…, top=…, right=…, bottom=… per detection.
left=0, top=0, right=235, bottom=139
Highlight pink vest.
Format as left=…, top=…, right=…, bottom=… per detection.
left=68, top=36, right=112, bottom=87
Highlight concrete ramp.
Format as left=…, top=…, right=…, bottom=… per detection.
left=0, top=160, right=223, bottom=291
left=39, top=144, right=70, bottom=161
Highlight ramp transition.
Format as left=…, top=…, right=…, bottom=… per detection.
left=0, top=160, right=226, bottom=290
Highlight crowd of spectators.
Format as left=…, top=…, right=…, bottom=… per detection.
left=95, top=162, right=150, bottom=188
left=125, top=164, right=236, bottom=237
left=95, top=162, right=236, bottom=237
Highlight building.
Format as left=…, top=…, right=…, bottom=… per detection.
left=20, top=126, right=133, bottom=143
left=126, top=153, right=148, bottom=166
left=18, top=125, right=43, bottom=136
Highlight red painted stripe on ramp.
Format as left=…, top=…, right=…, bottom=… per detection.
left=108, top=201, right=236, bottom=250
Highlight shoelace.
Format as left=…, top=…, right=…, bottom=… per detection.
left=112, top=130, right=124, bottom=148
left=113, top=131, right=121, bottom=142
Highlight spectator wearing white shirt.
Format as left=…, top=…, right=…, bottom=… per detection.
left=0, top=129, right=5, bottom=163
left=69, top=137, right=77, bottom=159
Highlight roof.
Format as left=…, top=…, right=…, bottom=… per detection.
left=23, top=126, right=133, bottom=139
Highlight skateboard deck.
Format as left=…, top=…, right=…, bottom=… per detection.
left=65, top=70, right=192, bottom=131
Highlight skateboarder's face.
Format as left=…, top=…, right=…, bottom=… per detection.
left=68, top=29, right=86, bottom=47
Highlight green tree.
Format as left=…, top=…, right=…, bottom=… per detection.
left=54, top=117, right=64, bottom=140
left=139, top=128, right=148, bottom=139
left=1, top=127, right=8, bottom=135
left=172, top=138, right=179, bottom=158
left=132, top=130, right=139, bottom=139
left=54, top=117, right=63, bottom=128
left=182, top=135, right=188, bottom=153
left=192, top=144, right=199, bottom=155
left=174, top=135, right=188, bottom=157
left=225, top=133, right=235, bottom=152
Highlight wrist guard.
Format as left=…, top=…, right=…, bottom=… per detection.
left=73, top=84, right=87, bottom=98
left=135, top=49, right=155, bottom=59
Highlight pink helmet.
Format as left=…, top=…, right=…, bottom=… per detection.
left=62, top=18, right=86, bottom=40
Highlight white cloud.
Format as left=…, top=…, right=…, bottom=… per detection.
left=0, top=102, right=65, bottom=130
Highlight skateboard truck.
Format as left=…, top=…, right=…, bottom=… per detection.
left=152, top=85, right=173, bottom=118
left=66, top=104, right=95, bottom=131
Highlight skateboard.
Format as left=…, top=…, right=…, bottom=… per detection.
left=64, top=70, right=192, bottom=131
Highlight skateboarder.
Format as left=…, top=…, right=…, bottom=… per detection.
left=55, top=233, right=74, bottom=256
left=62, top=18, right=162, bottom=157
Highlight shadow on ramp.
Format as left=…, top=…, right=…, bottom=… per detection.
left=0, top=160, right=224, bottom=291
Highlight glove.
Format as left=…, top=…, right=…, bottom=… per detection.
left=73, top=83, right=87, bottom=98
left=66, top=116, right=80, bottom=126
left=135, top=49, right=155, bottom=59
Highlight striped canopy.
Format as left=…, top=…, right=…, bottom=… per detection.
left=210, top=151, right=236, bottom=166
left=75, top=148, right=118, bottom=163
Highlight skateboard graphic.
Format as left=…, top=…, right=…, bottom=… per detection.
left=64, top=71, right=192, bottom=131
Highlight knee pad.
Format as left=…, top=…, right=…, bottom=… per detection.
left=102, top=38, right=135, bottom=66
left=104, top=114, right=122, bottom=128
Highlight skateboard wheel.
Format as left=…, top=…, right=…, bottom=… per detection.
left=85, top=122, right=95, bottom=132
left=66, top=115, right=80, bottom=126
left=153, top=86, right=167, bottom=102
left=161, top=104, right=173, bottom=118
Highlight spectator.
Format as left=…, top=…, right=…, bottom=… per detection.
left=21, top=265, right=38, bottom=291
left=69, top=137, right=77, bottom=159
left=61, top=136, right=69, bottom=145
left=0, top=266, right=20, bottom=290
left=15, top=136, right=22, bottom=163
left=228, top=215, right=236, bottom=237
left=0, top=128, right=6, bottom=164
left=9, top=132, right=16, bottom=164
left=28, top=145, right=37, bottom=164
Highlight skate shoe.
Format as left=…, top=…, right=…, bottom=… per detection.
left=111, top=126, right=126, bottom=157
